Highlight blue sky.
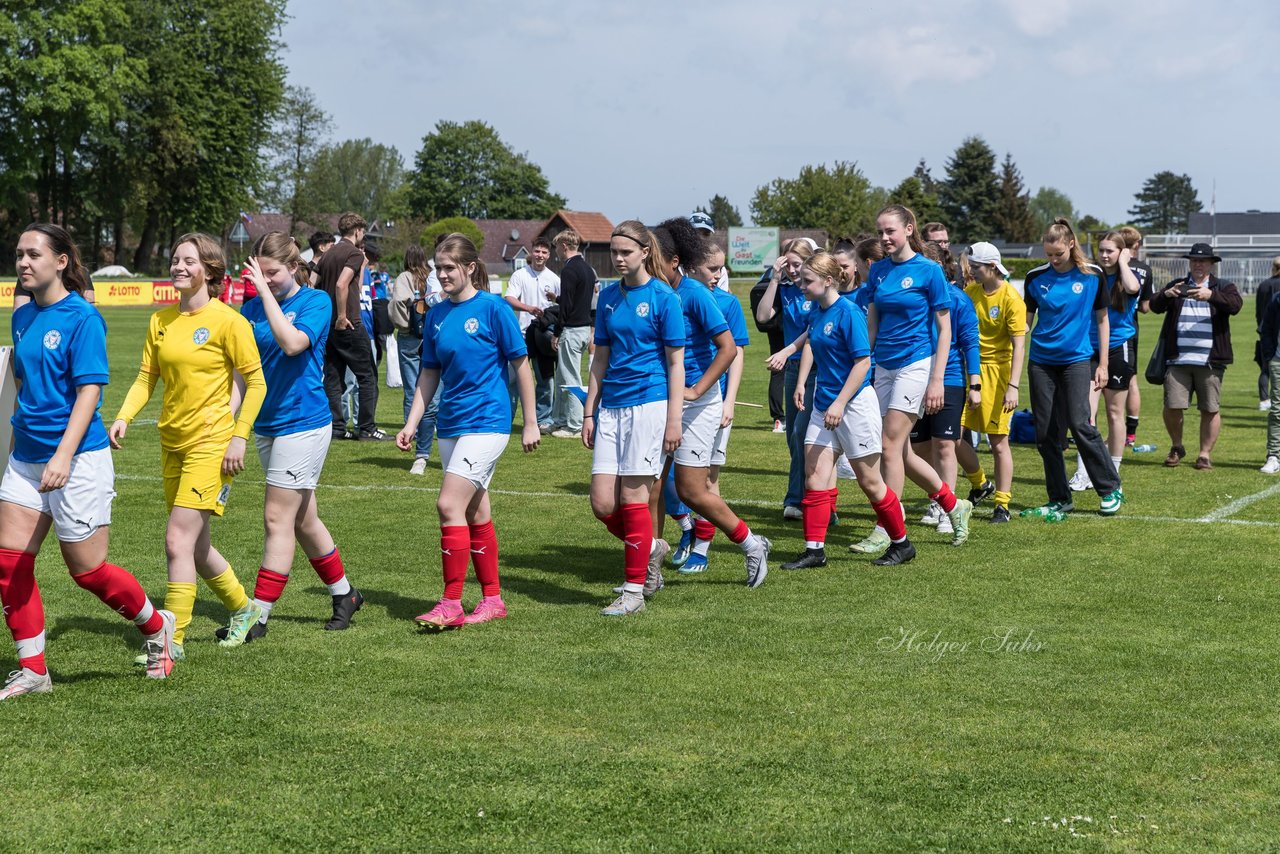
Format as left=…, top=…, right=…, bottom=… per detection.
left=281, top=0, right=1280, bottom=229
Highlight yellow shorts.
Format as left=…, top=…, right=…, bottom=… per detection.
left=163, top=444, right=233, bottom=515
left=962, top=363, right=1014, bottom=435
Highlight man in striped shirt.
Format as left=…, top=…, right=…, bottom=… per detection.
left=1150, top=243, right=1243, bottom=470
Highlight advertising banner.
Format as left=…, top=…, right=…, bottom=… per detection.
left=727, top=227, right=780, bottom=273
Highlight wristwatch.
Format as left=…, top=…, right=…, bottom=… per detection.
left=969, top=383, right=982, bottom=391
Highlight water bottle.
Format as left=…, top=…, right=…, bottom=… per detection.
left=1132, top=443, right=1158, bottom=453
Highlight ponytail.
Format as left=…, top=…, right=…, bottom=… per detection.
left=1042, top=217, right=1091, bottom=276
left=877, top=204, right=927, bottom=255
left=611, top=220, right=665, bottom=283
left=22, top=223, right=89, bottom=294
left=435, top=233, right=488, bottom=289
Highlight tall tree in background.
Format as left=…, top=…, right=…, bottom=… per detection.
left=1029, top=187, right=1078, bottom=232
left=697, top=194, right=743, bottom=229
left=408, top=120, right=565, bottom=220
left=261, top=85, right=332, bottom=231
left=913, top=158, right=939, bottom=196
left=993, top=153, right=1037, bottom=243
left=887, top=175, right=943, bottom=230
left=937, top=136, right=1001, bottom=242
left=1129, top=171, right=1202, bottom=233
left=298, top=140, right=403, bottom=225
left=750, top=162, right=886, bottom=238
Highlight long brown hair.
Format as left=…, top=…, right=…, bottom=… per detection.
left=22, top=223, right=89, bottom=294
left=434, top=233, right=488, bottom=289
left=1097, top=230, right=1132, bottom=312
left=877, top=204, right=927, bottom=255
left=611, top=220, right=665, bottom=283
left=1041, top=218, right=1092, bottom=277
left=174, top=232, right=227, bottom=297
left=403, top=244, right=431, bottom=292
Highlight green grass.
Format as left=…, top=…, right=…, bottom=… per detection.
left=1, top=302, right=1278, bottom=850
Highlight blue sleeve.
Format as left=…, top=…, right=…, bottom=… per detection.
left=69, top=311, right=110, bottom=385
left=692, top=288, right=729, bottom=339
left=725, top=300, right=750, bottom=346
left=294, top=293, right=331, bottom=347
left=927, top=265, right=950, bottom=312
left=659, top=290, right=686, bottom=347
left=593, top=295, right=611, bottom=347
left=957, top=297, right=981, bottom=375
left=421, top=308, right=441, bottom=369
left=494, top=299, right=527, bottom=360
left=846, top=304, right=871, bottom=359
left=10, top=310, right=27, bottom=383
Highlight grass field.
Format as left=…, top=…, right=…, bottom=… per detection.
left=1, top=297, right=1278, bottom=851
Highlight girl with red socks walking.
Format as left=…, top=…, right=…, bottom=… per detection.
left=0, top=224, right=175, bottom=700
left=397, top=234, right=539, bottom=629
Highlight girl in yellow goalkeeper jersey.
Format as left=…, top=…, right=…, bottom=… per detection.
left=108, top=233, right=267, bottom=663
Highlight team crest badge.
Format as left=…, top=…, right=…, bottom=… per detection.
left=42, top=330, right=62, bottom=350
left=284, top=311, right=296, bottom=323
left=823, top=322, right=834, bottom=335
left=193, top=327, right=211, bottom=345
left=635, top=302, right=650, bottom=318
left=1072, top=282, right=1084, bottom=294
left=464, top=318, right=479, bottom=334
left=901, top=277, right=915, bottom=289
left=802, top=300, right=813, bottom=311
left=989, top=306, right=1000, bottom=320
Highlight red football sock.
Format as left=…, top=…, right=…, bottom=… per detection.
left=440, top=525, right=470, bottom=600
left=620, top=503, right=652, bottom=586
left=308, top=548, right=346, bottom=586
left=694, top=518, right=717, bottom=542
left=601, top=512, right=626, bottom=541
left=802, top=489, right=834, bottom=544
left=72, top=562, right=164, bottom=636
left=829, top=487, right=840, bottom=516
left=872, top=488, right=908, bottom=542
left=253, top=568, right=290, bottom=605
left=0, top=549, right=44, bottom=674
left=469, top=520, right=501, bottom=598
left=930, top=483, right=957, bottom=514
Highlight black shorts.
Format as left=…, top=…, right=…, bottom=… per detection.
left=910, top=385, right=965, bottom=442
left=1106, top=339, right=1137, bottom=391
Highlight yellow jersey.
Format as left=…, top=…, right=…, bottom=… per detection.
left=129, top=300, right=263, bottom=450
left=965, top=282, right=1027, bottom=363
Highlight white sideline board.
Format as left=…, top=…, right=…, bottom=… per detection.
left=0, top=347, right=15, bottom=470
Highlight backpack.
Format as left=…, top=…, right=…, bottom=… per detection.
left=1009, top=409, right=1036, bottom=444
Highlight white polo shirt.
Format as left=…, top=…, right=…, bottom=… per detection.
left=505, top=265, right=561, bottom=331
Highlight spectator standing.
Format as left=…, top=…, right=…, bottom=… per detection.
left=922, top=222, right=950, bottom=254
left=1149, top=243, right=1242, bottom=470
left=390, top=245, right=441, bottom=473
left=689, top=211, right=730, bottom=291
left=550, top=229, right=596, bottom=438
left=307, top=231, right=335, bottom=286
left=1253, top=257, right=1280, bottom=411
left=1256, top=283, right=1280, bottom=472
left=504, top=237, right=560, bottom=431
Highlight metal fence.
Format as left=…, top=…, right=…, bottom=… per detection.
left=1147, top=258, right=1275, bottom=294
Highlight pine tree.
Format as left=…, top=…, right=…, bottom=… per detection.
left=887, top=175, right=943, bottom=230
left=697, top=194, right=743, bottom=229
left=992, top=153, right=1037, bottom=242
left=1128, top=171, right=1202, bottom=233
left=937, top=137, right=1001, bottom=243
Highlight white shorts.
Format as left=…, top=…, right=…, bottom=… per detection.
left=874, top=355, right=932, bottom=417
left=711, top=420, right=732, bottom=468
left=804, top=385, right=883, bottom=460
left=0, top=447, right=115, bottom=543
left=439, top=433, right=509, bottom=490
left=672, top=386, right=722, bottom=468
left=592, top=400, right=665, bottom=477
left=255, top=425, right=332, bottom=490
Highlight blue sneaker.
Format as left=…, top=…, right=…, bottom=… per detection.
left=671, top=528, right=694, bottom=567
left=678, top=552, right=709, bottom=575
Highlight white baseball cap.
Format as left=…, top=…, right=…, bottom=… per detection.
left=967, top=242, right=1009, bottom=277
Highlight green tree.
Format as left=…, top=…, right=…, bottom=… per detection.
left=408, top=120, right=564, bottom=221
left=421, top=217, right=484, bottom=253
left=937, top=136, right=1001, bottom=242
left=992, top=153, right=1037, bottom=243
left=298, top=139, right=404, bottom=225
left=887, top=175, right=943, bottom=231
left=750, top=161, right=885, bottom=237
left=696, top=194, right=743, bottom=229
left=1029, top=187, right=1078, bottom=233
left=260, top=85, right=332, bottom=231
left=913, top=158, right=939, bottom=196
left=1128, top=171, right=1202, bottom=233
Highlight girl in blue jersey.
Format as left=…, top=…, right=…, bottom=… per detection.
left=863, top=205, right=972, bottom=557
left=1021, top=219, right=1123, bottom=519
left=779, top=252, right=915, bottom=567
left=0, top=224, right=175, bottom=699
left=755, top=239, right=816, bottom=519
left=649, top=219, right=770, bottom=589
left=584, top=220, right=685, bottom=617
left=218, top=232, right=363, bottom=648
left=398, top=234, right=539, bottom=629
left=1068, top=232, right=1142, bottom=491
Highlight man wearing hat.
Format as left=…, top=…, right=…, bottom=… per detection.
left=1149, top=243, right=1242, bottom=469
left=688, top=211, right=730, bottom=292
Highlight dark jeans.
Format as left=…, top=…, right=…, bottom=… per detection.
left=396, top=333, right=438, bottom=457
left=1029, top=360, right=1120, bottom=503
left=325, top=326, right=379, bottom=434
left=783, top=359, right=815, bottom=508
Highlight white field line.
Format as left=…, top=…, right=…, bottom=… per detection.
left=1197, top=481, right=1280, bottom=522
left=111, top=474, right=1280, bottom=527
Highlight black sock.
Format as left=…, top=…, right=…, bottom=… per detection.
left=1125, top=416, right=1139, bottom=436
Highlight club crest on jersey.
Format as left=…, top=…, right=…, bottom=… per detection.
left=42, top=330, right=62, bottom=350
left=635, top=302, right=650, bottom=318
left=901, top=276, right=914, bottom=289
left=464, top=318, right=479, bottom=334
left=989, top=306, right=1001, bottom=320
left=193, top=327, right=211, bottom=345
left=823, top=321, right=834, bottom=336
left=1072, top=282, right=1084, bottom=294
left=802, top=300, right=813, bottom=311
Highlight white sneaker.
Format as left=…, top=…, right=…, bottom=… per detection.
left=1068, top=470, right=1092, bottom=492
left=143, top=610, right=177, bottom=679
left=920, top=502, right=941, bottom=526
left=836, top=456, right=857, bottom=480
left=0, top=667, right=52, bottom=700
left=601, top=591, right=645, bottom=617
left=1261, top=400, right=1273, bottom=411
left=550, top=428, right=577, bottom=439
left=1262, top=456, right=1280, bottom=474
left=782, top=505, right=802, bottom=521
left=409, top=457, right=428, bottom=476
left=936, top=513, right=954, bottom=535
left=772, top=420, right=785, bottom=433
